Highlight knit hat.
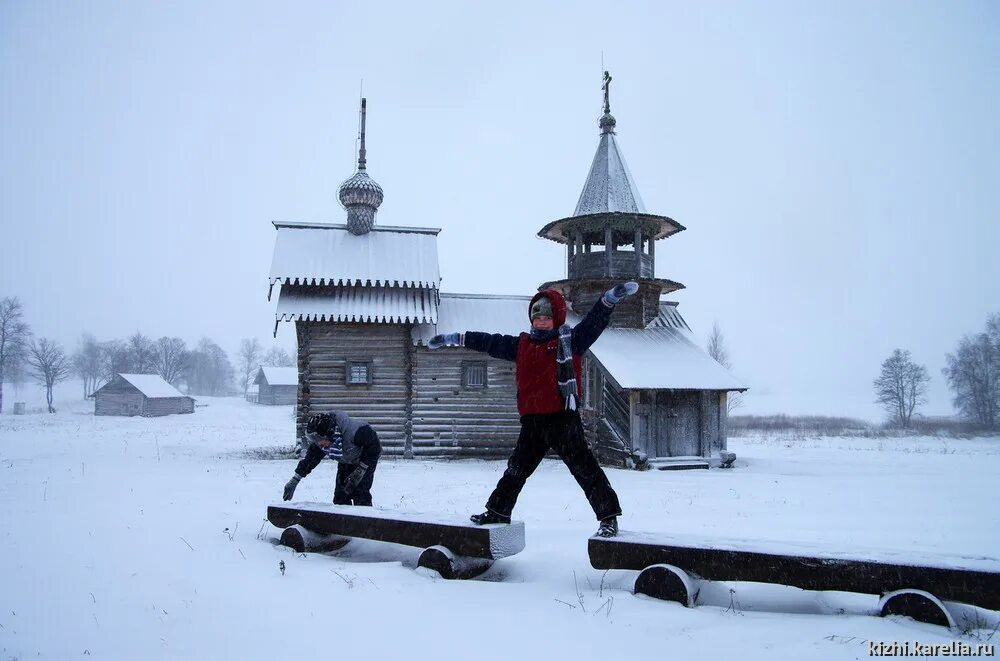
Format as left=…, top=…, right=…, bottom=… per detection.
left=306, top=413, right=335, bottom=438
left=530, top=296, right=553, bottom=320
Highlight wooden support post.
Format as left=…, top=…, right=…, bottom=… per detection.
left=605, top=228, right=613, bottom=277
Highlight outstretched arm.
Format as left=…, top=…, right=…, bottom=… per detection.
left=428, top=331, right=519, bottom=362
left=462, top=332, right=519, bottom=362
left=572, top=282, right=639, bottom=354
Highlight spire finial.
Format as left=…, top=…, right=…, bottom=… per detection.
left=599, top=70, right=617, bottom=134
left=358, top=97, right=367, bottom=171
left=602, top=70, right=612, bottom=114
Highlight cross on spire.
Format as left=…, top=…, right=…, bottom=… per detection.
left=602, top=70, right=612, bottom=114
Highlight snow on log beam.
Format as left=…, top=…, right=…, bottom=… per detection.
left=589, top=532, right=1000, bottom=612
left=268, top=503, right=525, bottom=560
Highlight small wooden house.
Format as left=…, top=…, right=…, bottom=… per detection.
left=93, top=373, right=194, bottom=417
left=253, top=366, right=298, bottom=405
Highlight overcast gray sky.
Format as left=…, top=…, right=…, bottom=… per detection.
left=2, top=1, right=998, bottom=420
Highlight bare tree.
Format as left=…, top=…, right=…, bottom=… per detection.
left=100, top=339, right=133, bottom=383
left=0, top=297, right=32, bottom=414
left=943, top=314, right=1000, bottom=430
left=5, top=351, right=28, bottom=397
left=236, top=338, right=262, bottom=396
left=154, top=336, right=189, bottom=386
left=188, top=338, right=236, bottom=396
left=262, top=346, right=294, bottom=367
left=72, top=334, right=103, bottom=398
left=707, top=322, right=743, bottom=414
left=873, top=349, right=930, bottom=428
left=128, top=331, right=157, bottom=373
left=26, top=338, right=71, bottom=413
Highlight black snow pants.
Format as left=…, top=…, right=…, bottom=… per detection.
left=333, top=459, right=378, bottom=506
left=485, top=410, right=622, bottom=521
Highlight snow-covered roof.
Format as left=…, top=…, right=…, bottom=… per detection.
left=276, top=285, right=438, bottom=325
left=570, top=306, right=747, bottom=391
left=116, top=374, right=188, bottom=399
left=413, top=295, right=746, bottom=392
left=574, top=131, right=646, bottom=216
left=412, top=294, right=532, bottom=344
left=268, top=222, right=441, bottom=292
left=255, top=366, right=298, bottom=387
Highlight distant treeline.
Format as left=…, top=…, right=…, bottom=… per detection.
left=729, top=414, right=990, bottom=438
left=0, top=295, right=294, bottom=411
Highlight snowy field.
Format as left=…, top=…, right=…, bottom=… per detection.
left=1, top=393, right=999, bottom=660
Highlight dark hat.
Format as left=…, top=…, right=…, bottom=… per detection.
left=530, top=296, right=553, bottom=320
left=306, top=413, right=335, bottom=438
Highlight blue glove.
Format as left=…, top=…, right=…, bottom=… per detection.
left=602, top=281, right=639, bottom=306
left=428, top=332, right=462, bottom=350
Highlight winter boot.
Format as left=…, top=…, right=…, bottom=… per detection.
left=596, top=516, right=618, bottom=538
left=470, top=510, right=511, bottom=525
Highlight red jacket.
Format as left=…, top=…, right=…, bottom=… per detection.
left=463, top=289, right=613, bottom=416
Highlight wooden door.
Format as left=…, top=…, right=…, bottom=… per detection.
left=656, top=391, right=700, bottom=457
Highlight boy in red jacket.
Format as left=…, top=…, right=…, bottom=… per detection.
left=428, top=281, right=638, bottom=537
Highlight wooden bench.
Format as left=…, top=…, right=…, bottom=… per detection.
left=589, top=531, right=1000, bottom=628
left=268, top=503, right=525, bottom=579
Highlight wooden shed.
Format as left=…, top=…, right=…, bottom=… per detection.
left=93, top=373, right=194, bottom=417
left=253, top=366, right=298, bottom=405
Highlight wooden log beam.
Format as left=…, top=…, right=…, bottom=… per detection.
left=589, top=533, right=1000, bottom=611
left=268, top=503, right=525, bottom=560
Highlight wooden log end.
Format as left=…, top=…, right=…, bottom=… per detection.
left=418, top=545, right=493, bottom=580
left=279, top=524, right=350, bottom=554
left=268, top=504, right=302, bottom=529
left=634, top=564, right=700, bottom=607
left=486, top=521, right=526, bottom=559
left=878, top=589, right=956, bottom=629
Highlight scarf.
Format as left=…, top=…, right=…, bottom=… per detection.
left=530, top=324, right=577, bottom=411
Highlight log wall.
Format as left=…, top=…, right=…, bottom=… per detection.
left=142, top=397, right=194, bottom=416
left=297, top=322, right=410, bottom=454
left=95, top=392, right=144, bottom=416
left=411, top=346, right=521, bottom=457
left=260, top=384, right=297, bottom=405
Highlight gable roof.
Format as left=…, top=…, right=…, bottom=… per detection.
left=113, top=374, right=188, bottom=399
left=578, top=317, right=747, bottom=391
left=268, top=222, right=441, bottom=295
left=254, top=366, right=298, bottom=387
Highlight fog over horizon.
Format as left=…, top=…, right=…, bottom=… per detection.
left=2, top=1, right=998, bottom=422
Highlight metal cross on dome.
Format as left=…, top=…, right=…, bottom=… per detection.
left=602, top=70, right=612, bottom=114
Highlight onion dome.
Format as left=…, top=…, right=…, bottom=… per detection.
left=337, top=98, right=383, bottom=235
